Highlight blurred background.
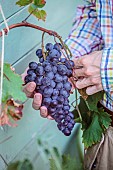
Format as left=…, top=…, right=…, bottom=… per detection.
left=0, top=0, right=85, bottom=169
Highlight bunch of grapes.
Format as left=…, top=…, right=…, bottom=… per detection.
left=24, top=42, right=75, bottom=136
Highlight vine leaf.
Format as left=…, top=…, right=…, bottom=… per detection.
left=34, top=0, right=46, bottom=8
left=98, top=108, right=112, bottom=129
left=82, top=113, right=103, bottom=148
left=2, top=63, right=27, bottom=103
left=82, top=110, right=111, bottom=148
left=86, top=91, right=104, bottom=112
left=16, top=0, right=33, bottom=6
left=28, top=4, right=47, bottom=21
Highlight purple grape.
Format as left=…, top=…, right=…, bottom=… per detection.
left=36, top=49, right=43, bottom=58
left=49, top=49, right=58, bottom=58
left=46, top=72, right=54, bottom=79
left=44, top=64, right=52, bottom=72
left=42, top=77, right=51, bottom=86
left=29, top=62, right=38, bottom=70
left=54, top=43, right=62, bottom=51
left=35, top=65, right=44, bottom=75
left=39, top=57, right=44, bottom=63
left=43, top=98, right=52, bottom=107
left=50, top=80, right=56, bottom=88
left=27, top=69, right=35, bottom=75
left=56, top=82, right=63, bottom=90
left=35, top=76, right=43, bottom=86
left=57, top=64, right=68, bottom=75
left=63, top=82, right=72, bottom=91
left=43, top=86, right=53, bottom=97
left=60, top=89, right=69, bottom=98
left=46, top=43, right=54, bottom=51
left=60, top=58, right=67, bottom=63
left=63, top=128, right=71, bottom=136
left=54, top=73, right=63, bottom=82
left=50, top=100, right=58, bottom=107
left=52, top=66, right=57, bottom=74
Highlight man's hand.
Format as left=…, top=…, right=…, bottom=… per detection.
left=21, top=69, right=52, bottom=119
left=73, top=51, right=103, bottom=95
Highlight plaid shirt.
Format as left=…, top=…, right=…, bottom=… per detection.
left=65, top=0, right=113, bottom=111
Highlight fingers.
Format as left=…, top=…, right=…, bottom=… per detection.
left=32, top=93, right=42, bottom=110
left=23, top=82, right=36, bottom=97
left=32, top=94, right=53, bottom=119
left=73, top=57, right=83, bottom=68
left=76, top=77, right=92, bottom=89
left=74, top=67, right=86, bottom=77
left=76, top=76, right=101, bottom=89
left=86, top=84, right=103, bottom=95
left=40, top=106, right=53, bottom=119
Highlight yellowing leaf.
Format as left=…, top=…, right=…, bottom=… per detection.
left=28, top=4, right=47, bottom=21
left=16, top=0, right=33, bottom=6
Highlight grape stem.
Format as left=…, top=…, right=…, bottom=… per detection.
left=41, top=32, right=46, bottom=60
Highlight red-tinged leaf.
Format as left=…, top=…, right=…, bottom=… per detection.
left=7, top=99, right=24, bottom=121
left=34, top=0, right=46, bottom=8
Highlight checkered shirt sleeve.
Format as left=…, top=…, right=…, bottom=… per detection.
left=96, top=0, right=113, bottom=111
left=65, top=0, right=113, bottom=111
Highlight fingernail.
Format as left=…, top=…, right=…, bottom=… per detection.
left=35, top=95, right=40, bottom=100
left=28, top=83, right=35, bottom=91
left=41, top=109, right=46, bottom=114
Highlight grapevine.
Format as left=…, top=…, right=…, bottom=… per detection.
left=0, top=0, right=112, bottom=149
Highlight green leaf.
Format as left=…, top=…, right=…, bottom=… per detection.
left=34, top=0, right=46, bottom=8
left=7, top=159, right=33, bottom=170
left=2, top=63, right=27, bottom=103
left=82, top=113, right=103, bottom=148
left=16, top=0, right=33, bottom=6
left=28, top=4, right=47, bottom=21
left=86, top=91, right=104, bottom=112
left=98, top=108, right=111, bottom=129
left=49, top=158, right=59, bottom=170
left=72, top=96, right=91, bottom=127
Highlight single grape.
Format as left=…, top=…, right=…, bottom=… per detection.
left=27, top=69, right=35, bottom=75
left=54, top=73, right=63, bottom=82
left=39, top=57, right=44, bottom=63
left=50, top=80, right=56, bottom=88
left=63, top=82, right=72, bottom=91
left=35, top=65, right=44, bottom=76
left=54, top=43, right=62, bottom=51
left=45, top=43, right=54, bottom=51
left=43, top=86, right=53, bottom=97
left=35, top=76, right=43, bottom=86
left=42, top=77, right=51, bottom=86
left=44, top=64, right=52, bottom=72
left=29, top=62, right=38, bottom=70
left=49, top=49, right=59, bottom=58
left=60, top=58, right=67, bottom=63
left=57, top=64, right=68, bottom=75
left=36, top=49, right=43, bottom=58
left=42, top=97, right=52, bottom=107
left=56, top=82, right=63, bottom=90
left=46, top=72, right=54, bottom=79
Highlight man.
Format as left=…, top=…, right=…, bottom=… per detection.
left=22, top=0, right=113, bottom=169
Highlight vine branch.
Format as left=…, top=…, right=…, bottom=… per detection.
left=0, top=21, right=61, bottom=39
